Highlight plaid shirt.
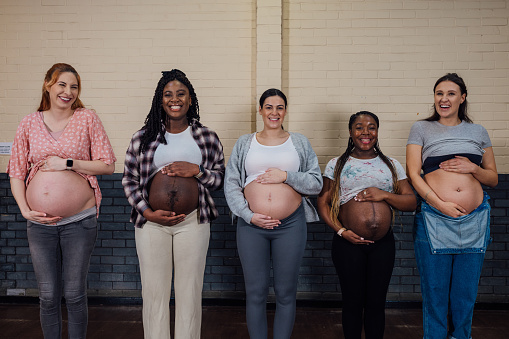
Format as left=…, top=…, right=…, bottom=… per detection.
left=122, top=119, right=225, bottom=227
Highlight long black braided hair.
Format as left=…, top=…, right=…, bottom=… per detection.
left=329, top=111, right=401, bottom=227
left=139, top=69, right=200, bottom=154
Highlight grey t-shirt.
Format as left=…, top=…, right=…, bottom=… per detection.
left=407, top=120, right=491, bottom=174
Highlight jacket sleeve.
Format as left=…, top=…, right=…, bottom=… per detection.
left=224, top=135, right=254, bottom=224
left=196, top=130, right=225, bottom=191
left=285, top=134, right=323, bottom=196
left=122, top=132, right=149, bottom=217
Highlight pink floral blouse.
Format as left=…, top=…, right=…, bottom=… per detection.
left=7, top=108, right=116, bottom=214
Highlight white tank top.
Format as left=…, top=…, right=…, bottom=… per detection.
left=152, top=127, right=202, bottom=177
left=244, top=135, right=300, bottom=187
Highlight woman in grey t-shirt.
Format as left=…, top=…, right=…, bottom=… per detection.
left=406, top=73, right=498, bottom=339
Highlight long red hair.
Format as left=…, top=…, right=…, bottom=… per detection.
left=37, top=63, right=85, bottom=111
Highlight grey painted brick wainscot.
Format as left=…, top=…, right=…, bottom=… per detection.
left=1, top=173, right=508, bottom=304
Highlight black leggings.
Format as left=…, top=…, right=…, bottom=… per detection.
left=331, top=229, right=395, bottom=339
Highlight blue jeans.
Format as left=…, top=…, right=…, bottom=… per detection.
left=27, top=215, right=98, bottom=339
left=414, top=211, right=486, bottom=339
left=237, top=204, right=307, bottom=339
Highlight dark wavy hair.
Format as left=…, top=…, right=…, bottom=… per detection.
left=139, top=69, right=200, bottom=154
left=38, top=63, right=85, bottom=111
left=425, top=73, right=471, bottom=123
left=328, top=111, right=400, bottom=227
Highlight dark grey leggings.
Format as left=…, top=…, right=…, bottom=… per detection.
left=237, top=204, right=307, bottom=339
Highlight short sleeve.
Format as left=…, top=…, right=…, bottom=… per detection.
left=88, top=111, right=116, bottom=164
left=479, top=125, right=492, bottom=149
left=7, top=118, right=30, bottom=180
left=391, top=158, right=407, bottom=181
left=406, top=121, right=424, bottom=146
left=323, top=157, right=338, bottom=180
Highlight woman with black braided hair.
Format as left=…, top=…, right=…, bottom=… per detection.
left=317, top=111, right=416, bottom=339
left=122, top=69, right=225, bottom=339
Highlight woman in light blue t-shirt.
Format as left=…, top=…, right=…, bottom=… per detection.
left=318, top=111, right=416, bottom=339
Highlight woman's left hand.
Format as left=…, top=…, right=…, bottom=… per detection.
left=354, top=187, right=387, bottom=202
left=39, top=156, right=66, bottom=172
left=161, top=161, right=200, bottom=178
left=439, top=156, right=478, bottom=174
left=255, top=168, right=287, bottom=184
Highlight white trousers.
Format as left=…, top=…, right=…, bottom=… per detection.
left=135, top=210, right=210, bottom=339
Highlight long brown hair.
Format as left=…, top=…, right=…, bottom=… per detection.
left=425, top=73, right=471, bottom=123
left=37, top=63, right=85, bottom=111
left=329, top=111, right=400, bottom=227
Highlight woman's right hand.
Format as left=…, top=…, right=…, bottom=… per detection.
left=435, top=201, right=467, bottom=218
left=341, top=229, right=375, bottom=245
left=143, top=209, right=186, bottom=226
left=250, top=213, right=281, bottom=229
left=23, top=210, right=62, bottom=225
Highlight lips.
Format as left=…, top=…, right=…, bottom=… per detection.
left=169, top=105, right=182, bottom=111
left=360, top=138, right=372, bottom=144
left=59, top=96, right=72, bottom=102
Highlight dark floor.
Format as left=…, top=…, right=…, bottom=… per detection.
left=1, top=303, right=508, bottom=338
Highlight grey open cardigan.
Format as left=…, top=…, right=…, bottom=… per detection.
left=224, top=132, right=323, bottom=224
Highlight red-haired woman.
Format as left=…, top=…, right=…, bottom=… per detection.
left=8, top=63, right=116, bottom=338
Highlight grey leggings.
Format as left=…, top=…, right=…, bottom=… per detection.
left=236, top=204, right=307, bottom=339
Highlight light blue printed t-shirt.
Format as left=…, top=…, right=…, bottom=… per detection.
left=323, top=156, right=407, bottom=205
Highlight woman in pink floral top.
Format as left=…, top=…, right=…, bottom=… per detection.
left=7, top=63, right=116, bottom=339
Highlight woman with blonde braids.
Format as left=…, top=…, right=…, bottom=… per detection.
left=317, top=111, right=416, bottom=339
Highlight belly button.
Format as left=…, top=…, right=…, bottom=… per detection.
left=456, top=188, right=461, bottom=192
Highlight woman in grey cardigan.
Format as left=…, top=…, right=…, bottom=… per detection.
left=224, top=88, right=322, bottom=339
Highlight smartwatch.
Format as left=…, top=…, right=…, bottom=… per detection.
left=195, top=165, right=204, bottom=179
left=66, top=158, right=73, bottom=170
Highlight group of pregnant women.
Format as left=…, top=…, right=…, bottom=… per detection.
left=7, top=63, right=498, bottom=339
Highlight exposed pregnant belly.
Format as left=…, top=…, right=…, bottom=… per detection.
left=425, top=169, right=483, bottom=214
left=244, top=182, right=302, bottom=221
left=26, top=170, right=95, bottom=218
left=148, top=171, right=199, bottom=216
left=339, top=199, right=392, bottom=241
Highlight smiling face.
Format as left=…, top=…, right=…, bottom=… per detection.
left=259, top=95, right=286, bottom=130
left=45, top=72, right=79, bottom=111
left=350, top=114, right=378, bottom=158
left=434, top=80, right=466, bottom=123
left=161, top=80, right=191, bottom=129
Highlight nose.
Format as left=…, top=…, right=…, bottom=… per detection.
left=63, top=85, right=72, bottom=95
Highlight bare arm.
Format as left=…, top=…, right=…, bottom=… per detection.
left=438, top=147, right=498, bottom=188
left=41, top=156, right=114, bottom=175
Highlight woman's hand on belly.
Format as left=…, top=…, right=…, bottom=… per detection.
left=341, top=229, right=375, bottom=245
left=161, top=161, right=200, bottom=177
left=439, top=156, right=478, bottom=175
left=436, top=201, right=467, bottom=218
left=353, top=187, right=387, bottom=203
left=39, top=156, right=68, bottom=172
left=255, top=168, right=287, bottom=184
left=24, top=210, right=63, bottom=225
left=143, top=209, right=186, bottom=227
left=250, top=213, right=281, bottom=229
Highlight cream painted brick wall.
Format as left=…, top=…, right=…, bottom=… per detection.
left=0, top=0, right=255, bottom=171
left=284, top=0, right=509, bottom=172
left=1, top=0, right=508, bottom=174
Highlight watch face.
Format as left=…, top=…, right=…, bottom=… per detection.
left=66, top=159, right=73, bottom=168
